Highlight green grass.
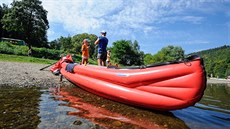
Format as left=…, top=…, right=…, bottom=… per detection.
left=0, top=54, right=57, bottom=64
left=0, top=53, right=98, bottom=65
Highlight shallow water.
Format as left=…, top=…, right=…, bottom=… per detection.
left=0, top=83, right=229, bottom=129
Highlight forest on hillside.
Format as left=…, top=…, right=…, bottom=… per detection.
left=191, top=45, right=230, bottom=78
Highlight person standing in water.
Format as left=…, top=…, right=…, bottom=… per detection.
left=94, top=31, right=108, bottom=66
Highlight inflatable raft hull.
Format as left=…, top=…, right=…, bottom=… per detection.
left=52, top=55, right=206, bottom=111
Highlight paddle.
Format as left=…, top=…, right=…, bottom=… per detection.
left=39, top=62, right=56, bottom=71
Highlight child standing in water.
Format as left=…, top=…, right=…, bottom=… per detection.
left=81, top=39, right=90, bottom=65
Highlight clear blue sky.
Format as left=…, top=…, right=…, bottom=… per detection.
left=2, top=0, right=230, bottom=54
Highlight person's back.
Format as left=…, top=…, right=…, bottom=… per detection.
left=94, top=31, right=108, bottom=66
left=98, top=36, right=108, bottom=53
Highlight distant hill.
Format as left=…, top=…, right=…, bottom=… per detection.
left=190, top=45, right=230, bottom=78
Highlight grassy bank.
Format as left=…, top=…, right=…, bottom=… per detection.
left=0, top=54, right=56, bottom=64
left=0, top=54, right=97, bottom=65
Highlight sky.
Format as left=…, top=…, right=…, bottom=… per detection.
left=1, top=0, right=230, bottom=54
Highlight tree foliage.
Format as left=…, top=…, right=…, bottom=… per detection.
left=111, top=40, right=144, bottom=66
left=144, top=53, right=154, bottom=65
left=49, top=39, right=61, bottom=50
left=192, top=45, right=230, bottom=78
left=71, top=33, right=97, bottom=58
left=144, top=45, right=185, bottom=64
left=1, top=0, right=49, bottom=48
left=49, top=33, right=98, bottom=58
left=59, top=36, right=72, bottom=52
left=0, top=4, right=9, bottom=38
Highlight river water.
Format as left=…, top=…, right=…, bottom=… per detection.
left=0, top=83, right=229, bottom=129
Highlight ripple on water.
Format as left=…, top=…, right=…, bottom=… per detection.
left=1, top=83, right=229, bottom=129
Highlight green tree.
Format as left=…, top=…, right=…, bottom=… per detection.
left=58, top=36, right=72, bottom=52
left=144, top=53, right=154, bottom=64
left=49, top=39, right=61, bottom=50
left=132, top=40, right=144, bottom=65
left=111, top=40, right=144, bottom=66
left=226, top=64, right=230, bottom=78
left=192, top=45, right=230, bottom=78
left=1, top=0, right=49, bottom=49
left=213, top=60, right=227, bottom=78
left=152, top=45, right=184, bottom=63
left=71, top=33, right=97, bottom=58
left=0, top=4, right=9, bottom=38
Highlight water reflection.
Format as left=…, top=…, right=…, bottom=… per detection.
left=172, top=83, right=230, bottom=129
left=0, top=83, right=229, bottom=129
left=38, top=89, right=100, bottom=129
left=52, top=85, right=189, bottom=129
left=199, top=83, right=230, bottom=111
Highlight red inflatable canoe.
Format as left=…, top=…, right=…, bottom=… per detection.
left=51, top=55, right=206, bottom=111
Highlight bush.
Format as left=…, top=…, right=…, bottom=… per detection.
left=0, top=41, right=61, bottom=60
left=14, top=45, right=28, bottom=55
left=32, top=47, right=60, bottom=59
left=0, top=41, right=97, bottom=64
left=0, top=42, right=15, bottom=54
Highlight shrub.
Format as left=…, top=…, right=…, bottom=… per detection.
left=32, top=47, right=60, bottom=59
left=0, top=41, right=61, bottom=60
left=0, top=42, right=15, bottom=54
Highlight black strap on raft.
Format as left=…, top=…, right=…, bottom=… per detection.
left=109, top=55, right=201, bottom=69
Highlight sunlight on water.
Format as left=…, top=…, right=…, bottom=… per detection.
left=0, top=83, right=229, bottom=129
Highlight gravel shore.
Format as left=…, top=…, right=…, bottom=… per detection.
left=0, top=61, right=60, bottom=87
left=207, top=78, right=230, bottom=84
left=0, top=61, right=229, bottom=88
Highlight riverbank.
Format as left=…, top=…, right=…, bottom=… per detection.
left=0, top=61, right=60, bottom=87
left=207, top=78, right=230, bottom=84
left=0, top=61, right=229, bottom=88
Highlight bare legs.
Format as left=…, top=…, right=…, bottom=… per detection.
left=82, top=57, right=88, bottom=65
left=97, top=59, right=106, bottom=66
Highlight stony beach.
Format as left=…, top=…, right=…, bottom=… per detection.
left=0, top=61, right=60, bottom=87
left=207, top=78, right=230, bottom=84
left=0, top=61, right=229, bottom=88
